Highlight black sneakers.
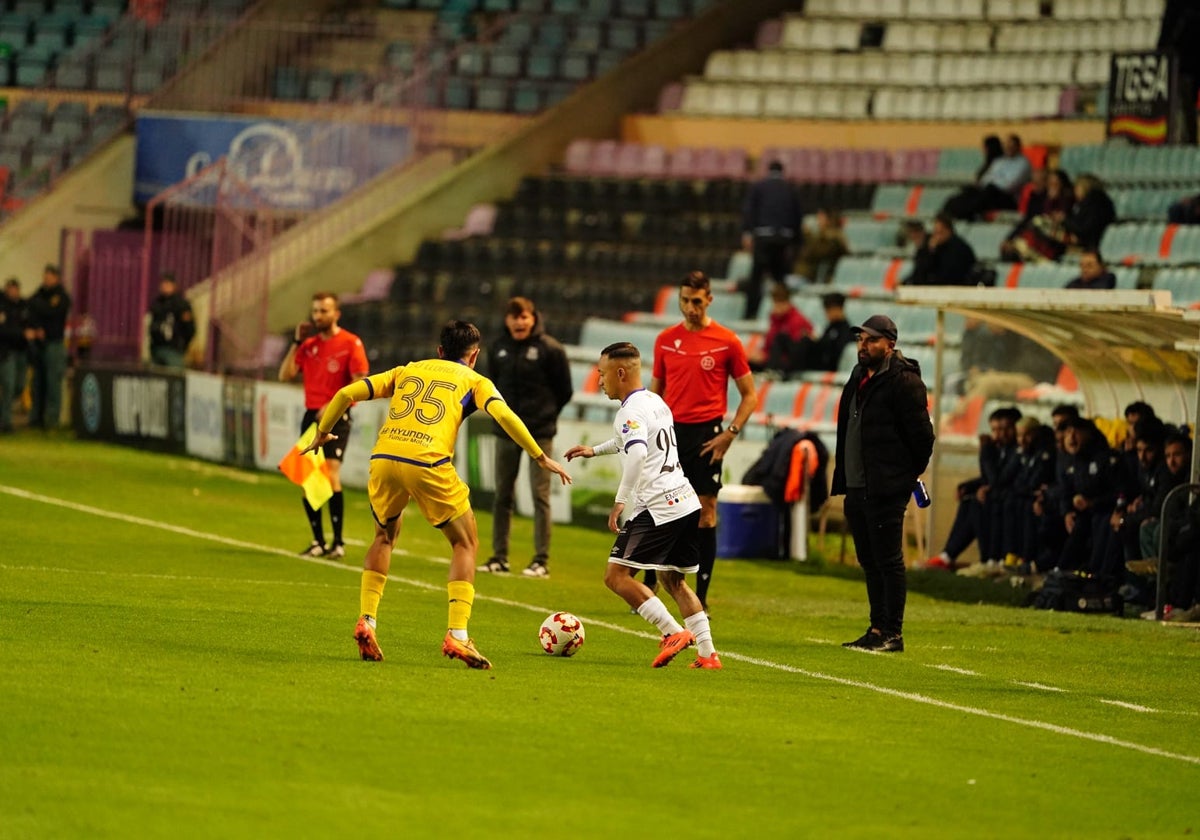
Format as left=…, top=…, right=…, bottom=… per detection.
left=878, top=635, right=904, bottom=653
left=842, top=629, right=904, bottom=652
left=842, top=629, right=885, bottom=650
left=299, top=541, right=327, bottom=558
left=522, top=561, right=549, bottom=578
left=478, top=558, right=510, bottom=573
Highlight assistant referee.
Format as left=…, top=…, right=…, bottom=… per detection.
left=649, top=271, right=758, bottom=611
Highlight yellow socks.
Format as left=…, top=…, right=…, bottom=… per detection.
left=360, top=570, right=388, bottom=622
left=447, top=580, right=475, bottom=640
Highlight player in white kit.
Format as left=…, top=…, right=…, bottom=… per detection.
left=565, top=342, right=722, bottom=670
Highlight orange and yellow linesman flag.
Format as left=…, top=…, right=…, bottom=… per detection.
left=278, top=424, right=333, bottom=509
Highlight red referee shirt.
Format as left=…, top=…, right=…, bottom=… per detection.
left=293, top=329, right=369, bottom=409
left=652, top=321, right=750, bottom=424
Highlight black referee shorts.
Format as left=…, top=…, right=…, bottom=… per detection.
left=302, top=408, right=351, bottom=462
left=675, top=418, right=724, bottom=497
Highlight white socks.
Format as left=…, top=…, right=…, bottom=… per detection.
left=637, top=596, right=683, bottom=636
left=685, top=612, right=716, bottom=658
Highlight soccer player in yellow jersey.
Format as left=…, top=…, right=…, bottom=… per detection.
left=304, top=321, right=572, bottom=668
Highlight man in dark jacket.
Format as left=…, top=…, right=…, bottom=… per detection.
left=740, top=160, right=804, bottom=320
left=25, top=264, right=71, bottom=429
left=480, top=296, right=573, bottom=578
left=903, top=214, right=978, bottom=286
left=1064, top=250, right=1116, bottom=290
left=832, top=314, right=935, bottom=652
left=0, top=278, right=28, bottom=433
left=147, top=272, right=195, bottom=368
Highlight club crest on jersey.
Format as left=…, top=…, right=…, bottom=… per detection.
left=621, top=419, right=641, bottom=434
left=673, top=339, right=681, bottom=349
left=327, top=359, right=341, bottom=373
left=700, top=354, right=716, bottom=370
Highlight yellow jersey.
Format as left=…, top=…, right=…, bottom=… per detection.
left=319, top=358, right=543, bottom=466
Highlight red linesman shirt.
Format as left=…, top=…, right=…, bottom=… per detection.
left=652, top=321, right=751, bottom=423
left=293, top=329, right=370, bottom=409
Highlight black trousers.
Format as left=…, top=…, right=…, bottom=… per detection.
left=844, top=487, right=910, bottom=637
left=742, top=237, right=792, bottom=320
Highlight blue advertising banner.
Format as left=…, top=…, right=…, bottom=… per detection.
left=134, top=112, right=410, bottom=207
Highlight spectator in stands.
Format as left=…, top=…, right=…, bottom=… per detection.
left=1159, top=0, right=1199, bottom=146
left=146, top=272, right=195, bottom=369
left=480, top=296, right=573, bottom=579
left=740, top=160, right=804, bottom=320
left=0, top=278, right=27, bottom=434
left=1064, top=250, right=1116, bottom=290
left=1062, top=173, right=1116, bottom=253
left=1001, top=169, right=1075, bottom=262
left=793, top=208, right=848, bottom=284
left=944, top=134, right=1032, bottom=221
left=977, top=134, right=1004, bottom=181
left=930, top=407, right=1021, bottom=575
left=25, top=264, right=71, bottom=430
left=903, top=214, right=977, bottom=286
left=747, top=284, right=814, bottom=379
left=792, top=291, right=853, bottom=374
left=1167, top=193, right=1200, bottom=225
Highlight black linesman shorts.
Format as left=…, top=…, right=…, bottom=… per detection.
left=609, top=509, right=702, bottom=573
left=302, top=408, right=351, bottom=462
left=675, top=418, right=724, bottom=497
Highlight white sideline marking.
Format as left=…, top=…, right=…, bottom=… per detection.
left=1014, top=681, right=1067, bottom=693
left=1099, top=699, right=1160, bottom=713
left=4, top=483, right=1199, bottom=767
left=930, top=664, right=979, bottom=676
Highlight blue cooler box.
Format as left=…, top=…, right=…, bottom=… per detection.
left=716, top=484, right=781, bottom=559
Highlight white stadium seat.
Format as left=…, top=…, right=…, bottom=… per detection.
left=704, top=50, right=735, bottom=80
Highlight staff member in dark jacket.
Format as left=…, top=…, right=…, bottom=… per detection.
left=147, top=272, right=195, bottom=368
left=740, top=160, right=804, bottom=320
left=0, top=278, right=28, bottom=433
left=832, top=315, right=935, bottom=653
left=480, top=297, right=573, bottom=578
left=25, top=264, right=71, bottom=429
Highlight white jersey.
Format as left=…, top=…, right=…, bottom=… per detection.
left=611, top=389, right=701, bottom=524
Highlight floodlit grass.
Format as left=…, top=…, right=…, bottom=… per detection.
left=2, top=434, right=1199, bottom=838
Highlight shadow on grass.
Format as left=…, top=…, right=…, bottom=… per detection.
left=730, top=548, right=1031, bottom=608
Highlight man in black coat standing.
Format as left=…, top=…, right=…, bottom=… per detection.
left=832, top=315, right=935, bottom=653
left=740, top=160, right=804, bottom=320
left=480, top=296, right=573, bottom=578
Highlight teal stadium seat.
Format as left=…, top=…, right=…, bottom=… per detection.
left=1153, top=267, right=1200, bottom=307
left=842, top=218, right=897, bottom=253
left=934, top=147, right=981, bottom=182
left=870, top=184, right=909, bottom=215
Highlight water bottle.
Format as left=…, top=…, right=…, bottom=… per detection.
left=913, top=479, right=931, bottom=508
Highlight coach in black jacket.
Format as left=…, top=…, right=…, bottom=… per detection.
left=832, top=314, right=935, bottom=653
left=482, top=296, right=573, bottom=578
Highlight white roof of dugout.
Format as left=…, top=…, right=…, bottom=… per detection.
left=896, top=287, right=1200, bottom=427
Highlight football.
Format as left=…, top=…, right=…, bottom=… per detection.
left=538, top=611, right=585, bottom=657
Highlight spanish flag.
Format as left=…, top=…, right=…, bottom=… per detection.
left=278, top=424, right=333, bottom=509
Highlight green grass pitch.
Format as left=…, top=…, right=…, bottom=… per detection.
left=2, top=434, right=1198, bottom=838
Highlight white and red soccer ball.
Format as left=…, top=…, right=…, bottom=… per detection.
left=538, top=611, right=585, bottom=657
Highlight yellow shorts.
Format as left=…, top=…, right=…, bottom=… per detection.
left=367, top=456, right=471, bottom=528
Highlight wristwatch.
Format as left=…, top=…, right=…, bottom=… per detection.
left=727, top=424, right=741, bottom=436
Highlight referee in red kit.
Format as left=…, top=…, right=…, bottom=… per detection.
left=279, top=291, right=369, bottom=558
left=648, top=270, right=758, bottom=611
